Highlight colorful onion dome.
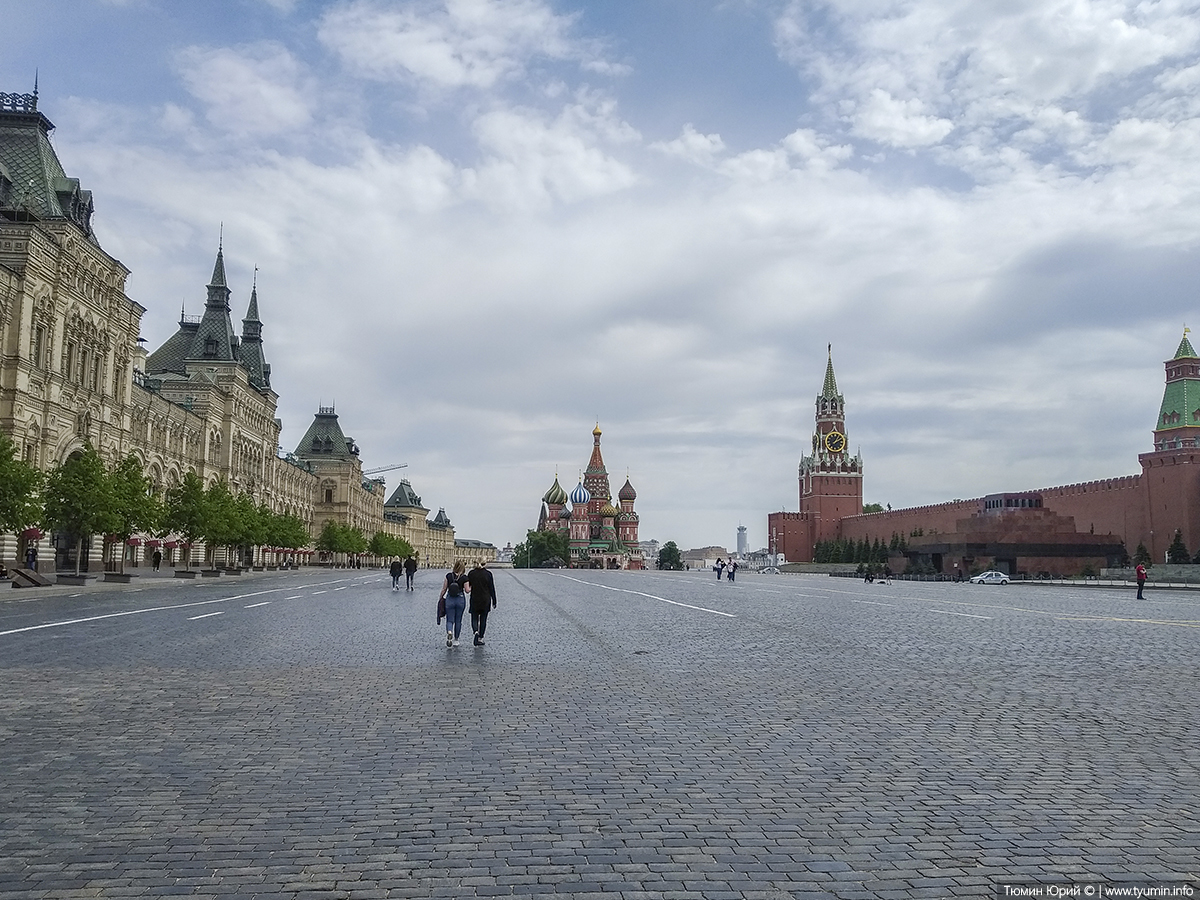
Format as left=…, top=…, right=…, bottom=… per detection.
left=558, top=506, right=572, bottom=519
left=599, top=501, right=620, bottom=518
left=618, top=477, right=637, bottom=502
left=542, top=476, right=568, bottom=506
left=569, top=481, right=591, bottom=505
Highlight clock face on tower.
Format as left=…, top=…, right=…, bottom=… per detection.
left=824, top=430, right=846, bottom=453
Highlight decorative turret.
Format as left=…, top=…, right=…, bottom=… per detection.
left=186, top=241, right=240, bottom=362
left=1151, top=328, right=1200, bottom=452
left=238, top=270, right=271, bottom=391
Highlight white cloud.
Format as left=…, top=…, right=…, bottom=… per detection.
left=175, top=42, right=314, bottom=137
left=651, top=125, right=726, bottom=166
left=467, top=96, right=639, bottom=206
left=317, top=0, right=612, bottom=91
left=851, top=89, right=953, bottom=148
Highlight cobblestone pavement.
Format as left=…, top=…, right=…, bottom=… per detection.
left=0, top=568, right=1197, bottom=899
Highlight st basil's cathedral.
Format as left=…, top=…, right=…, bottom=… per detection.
left=536, top=426, right=643, bottom=569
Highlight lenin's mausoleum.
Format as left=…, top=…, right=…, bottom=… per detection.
left=768, top=335, right=1200, bottom=577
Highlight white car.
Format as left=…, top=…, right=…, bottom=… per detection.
left=969, top=570, right=1009, bottom=585
left=760, top=566, right=781, bottom=575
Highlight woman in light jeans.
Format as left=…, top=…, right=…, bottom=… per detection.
left=440, top=560, right=467, bottom=647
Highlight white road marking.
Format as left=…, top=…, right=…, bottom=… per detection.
left=548, top=573, right=736, bottom=618
left=188, top=611, right=225, bottom=620
left=850, top=599, right=897, bottom=608
left=929, top=609, right=992, bottom=619
left=334, top=586, right=347, bottom=591
left=0, top=588, right=288, bottom=637
left=285, top=595, right=302, bottom=600
left=312, top=590, right=328, bottom=595
left=244, top=602, right=270, bottom=609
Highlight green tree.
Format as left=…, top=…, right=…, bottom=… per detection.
left=368, top=531, right=413, bottom=560
left=273, top=513, right=310, bottom=551
left=0, top=433, right=42, bottom=536
left=108, top=455, right=162, bottom=574
left=42, top=443, right=117, bottom=576
left=1167, top=529, right=1190, bottom=564
left=1133, top=542, right=1152, bottom=567
left=513, top=529, right=570, bottom=568
left=203, top=480, right=240, bottom=567
left=862, top=502, right=884, bottom=513
left=165, top=472, right=209, bottom=570
left=235, top=494, right=267, bottom=566
left=657, top=540, right=683, bottom=570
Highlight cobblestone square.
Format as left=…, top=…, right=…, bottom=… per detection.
left=0, top=569, right=1196, bottom=898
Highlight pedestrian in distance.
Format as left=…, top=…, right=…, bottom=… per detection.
left=404, top=555, right=418, bottom=591
left=715, top=558, right=725, bottom=580
left=152, top=549, right=162, bottom=571
left=466, top=560, right=497, bottom=646
left=1136, top=562, right=1147, bottom=600
left=389, top=557, right=403, bottom=591
left=440, top=561, right=467, bottom=647
left=727, top=560, right=738, bottom=582
left=883, top=565, right=892, bottom=585
left=25, top=545, right=37, bottom=572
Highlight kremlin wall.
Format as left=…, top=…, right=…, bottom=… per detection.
left=770, top=336, right=1200, bottom=577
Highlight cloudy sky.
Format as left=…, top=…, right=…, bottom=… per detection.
left=7, top=0, right=1200, bottom=551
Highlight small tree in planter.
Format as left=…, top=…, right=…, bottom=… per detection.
left=42, top=443, right=117, bottom=576
left=164, top=472, right=208, bottom=571
left=108, top=455, right=162, bottom=574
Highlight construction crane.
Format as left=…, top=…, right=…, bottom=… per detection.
left=363, top=463, right=408, bottom=476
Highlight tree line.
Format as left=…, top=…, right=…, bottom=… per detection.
left=0, top=436, right=310, bottom=574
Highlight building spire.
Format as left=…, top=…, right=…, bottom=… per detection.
left=208, top=242, right=227, bottom=291
left=821, top=344, right=839, bottom=398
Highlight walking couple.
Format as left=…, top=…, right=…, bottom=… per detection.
left=439, top=560, right=497, bottom=647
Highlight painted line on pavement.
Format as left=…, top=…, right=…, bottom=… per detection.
left=285, top=595, right=302, bottom=600
left=244, top=602, right=271, bottom=609
left=188, top=611, right=225, bottom=621
left=1054, top=614, right=1200, bottom=629
left=548, top=573, right=736, bottom=618
left=312, top=590, right=328, bottom=595
left=0, top=587, right=289, bottom=637
left=929, top=609, right=992, bottom=619
left=851, top=599, right=897, bottom=608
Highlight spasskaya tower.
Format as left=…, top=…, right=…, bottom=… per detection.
left=799, top=345, right=863, bottom=536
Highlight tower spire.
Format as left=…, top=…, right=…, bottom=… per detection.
left=821, top=344, right=839, bottom=398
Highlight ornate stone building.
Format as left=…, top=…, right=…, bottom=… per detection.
left=292, top=406, right=383, bottom=539
left=0, top=87, right=467, bottom=572
left=0, top=88, right=145, bottom=566
left=537, top=425, right=642, bottom=569
left=381, top=479, right=457, bottom=568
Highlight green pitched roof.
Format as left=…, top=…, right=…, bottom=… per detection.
left=0, top=91, right=99, bottom=244
left=1173, top=332, right=1197, bottom=359
left=294, top=408, right=356, bottom=459
left=821, top=345, right=839, bottom=398
left=1157, top=378, right=1200, bottom=430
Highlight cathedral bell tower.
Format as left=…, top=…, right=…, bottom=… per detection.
left=798, top=345, right=863, bottom=544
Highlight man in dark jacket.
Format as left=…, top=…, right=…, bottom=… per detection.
left=389, top=558, right=403, bottom=591
left=403, top=556, right=418, bottom=591
left=466, top=561, right=497, bottom=646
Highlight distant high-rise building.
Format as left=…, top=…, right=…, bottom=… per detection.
left=736, top=525, right=747, bottom=557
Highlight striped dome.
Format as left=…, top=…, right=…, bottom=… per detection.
left=542, top=476, right=568, bottom=506
left=599, top=502, right=620, bottom=518
left=618, top=477, right=637, bottom=502
left=569, top=481, right=591, bottom=505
